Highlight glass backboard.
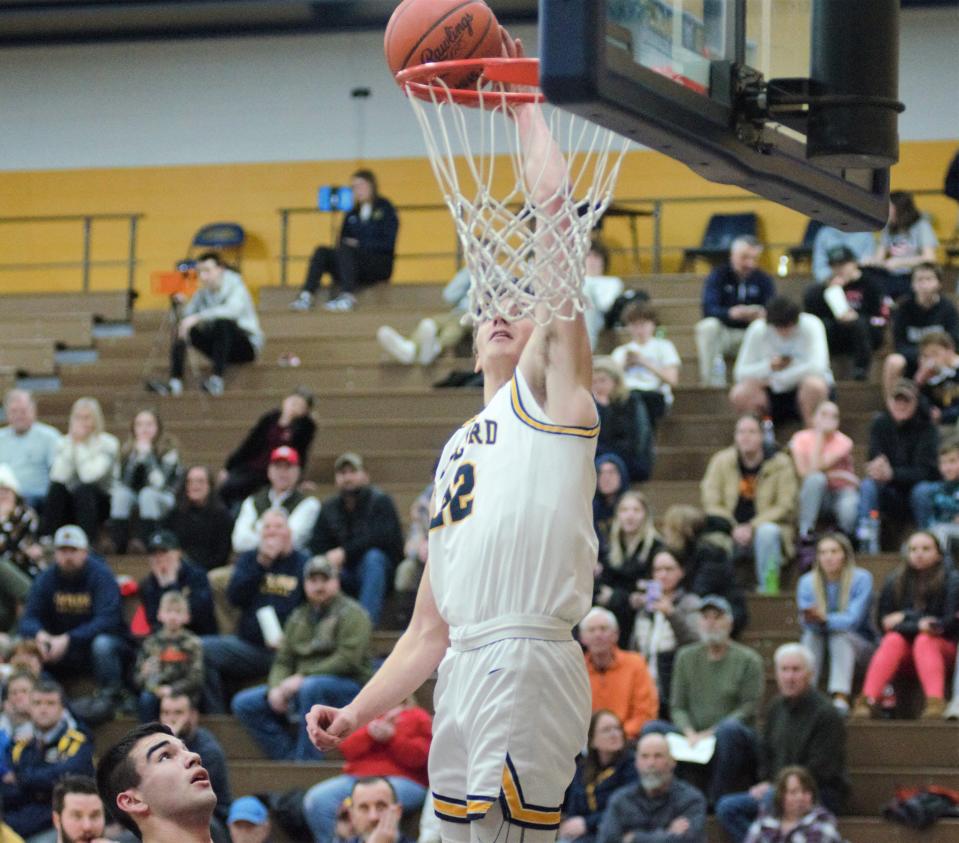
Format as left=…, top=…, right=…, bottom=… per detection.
left=540, top=0, right=900, bottom=230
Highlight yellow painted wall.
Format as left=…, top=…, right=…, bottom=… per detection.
left=0, top=139, right=955, bottom=309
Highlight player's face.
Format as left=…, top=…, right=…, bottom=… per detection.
left=775, top=653, right=811, bottom=698
left=349, top=781, right=397, bottom=836
left=474, top=314, right=535, bottom=374
left=815, top=538, right=846, bottom=579
left=30, top=690, right=64, bottom=732
left=122, top=734, right=216, bottom=822
left=55, top=792, right=106, bottom=843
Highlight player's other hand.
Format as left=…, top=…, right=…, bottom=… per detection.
left=306, top=704, right=357, bottom=749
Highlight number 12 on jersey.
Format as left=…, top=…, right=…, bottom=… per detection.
left=429, top=462, right=476, bottom=531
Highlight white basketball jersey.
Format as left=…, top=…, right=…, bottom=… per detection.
left=428, top=369, right=599, bottom=632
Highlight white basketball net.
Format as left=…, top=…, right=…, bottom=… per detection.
left=404, top=76, right=631, bottom=325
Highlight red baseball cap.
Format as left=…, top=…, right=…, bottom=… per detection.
left=269, top=446, right=300, bottom=466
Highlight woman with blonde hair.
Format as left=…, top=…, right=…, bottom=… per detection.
left=41, top=397, right=119, bottom=545
left=109, top=409, right=181, bottom=553
left=595, top=491, right=663, bottom=645
left=796, top=533, right=875, bottom=713
left=591, top=355, right=653, bottom=483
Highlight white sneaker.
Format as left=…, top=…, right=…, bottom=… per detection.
left=377, top=326, right=416, bottom=364
left=324, top=293, right=356, bottom=312
left=202, top=375, right=224, bottom=396
left=413, top=318, right=441, bottom=365
left=945, top=698, right=959, bottom=720
left=289, top=291, right=314, bottom=311
left=169, top=377, right=183, bottom=396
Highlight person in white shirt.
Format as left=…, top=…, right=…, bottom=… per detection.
left=611, top=302, right=681, bottom=428
left=583, top=240, right=625, bottom=351
left=231, top=446, right=320, bottom=554
left=148, top=251, right=264, bottom=397
left=731, top=297, right=832, bottom=428
left=0, top=389, right=61, bottom=510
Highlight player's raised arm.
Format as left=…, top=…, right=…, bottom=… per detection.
left=307, top=560, right=449, bottom=749
left=504, top=34, right=596, bottom=428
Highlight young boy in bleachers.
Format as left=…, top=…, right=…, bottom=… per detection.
left=915, top=332, right=959, bottom=425
left=913, top=439, right=959, bottom=554
left=133, top=590, right=203, bottom=722
left=611, top=302, right=681, bottom=429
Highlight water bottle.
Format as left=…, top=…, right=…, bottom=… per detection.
left=777, top=254, right=790, bottom=277
left=761, top=416, right=776, bottom=449
left=763, top=553, right=781, bottom=596
left=867, top=510, right=881, bottom=554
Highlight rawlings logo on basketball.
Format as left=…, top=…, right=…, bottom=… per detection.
left=420, top=13, right=475, bottom=63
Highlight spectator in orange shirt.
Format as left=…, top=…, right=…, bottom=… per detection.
left=580, top=607, right=659, bottom=740
left=302, top=697, right=430, bottom=843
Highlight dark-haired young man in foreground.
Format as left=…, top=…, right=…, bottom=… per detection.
left=96, top=723, right=217, bottom=843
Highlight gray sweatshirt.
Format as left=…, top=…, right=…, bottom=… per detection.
left=184, top=269, right=264, bottom=351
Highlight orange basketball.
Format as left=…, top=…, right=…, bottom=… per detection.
left=385, top=0, right=502, bottom=90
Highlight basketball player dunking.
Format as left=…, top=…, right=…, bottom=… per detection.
left=308, top=34, right=598, bottom=843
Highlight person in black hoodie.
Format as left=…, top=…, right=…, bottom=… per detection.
left=164, top=464, right=234, bottom=572
left=592, top=453, right=630, bottom=556
left=883, top=263, right=959, bottom=397
left=309, top=452, right=404, bottom=626
left=803, top=246, right=886, bottom=380
left=592, top=356, right=653, bottom=483
left=859, top=379, right=939, bottom=541
left=289, top=169, right=400, bottom=313
left=218, top=388, right=316, bottom=511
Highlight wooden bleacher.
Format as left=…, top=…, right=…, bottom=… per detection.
left=42, top=276, right=958, bottom=842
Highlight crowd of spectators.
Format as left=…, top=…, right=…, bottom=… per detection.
left=0, top=185, right=954, bottom=842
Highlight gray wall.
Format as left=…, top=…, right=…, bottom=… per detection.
left=0, top=10, right=955, bottom=172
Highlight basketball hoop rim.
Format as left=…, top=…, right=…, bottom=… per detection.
left=396, top=57, right=543, bottom=106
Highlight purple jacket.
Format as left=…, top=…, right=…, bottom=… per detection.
left=744, top=806, right=844, bottom=843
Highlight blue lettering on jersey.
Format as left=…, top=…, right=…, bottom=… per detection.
left=429, top=462, right=476, bottom=531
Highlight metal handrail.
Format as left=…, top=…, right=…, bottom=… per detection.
left=279, top=188, right=947, bottom=281
left=0, top=213, right=142, bottom=309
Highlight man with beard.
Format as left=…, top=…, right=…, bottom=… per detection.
left=309, top=453, right=404, bottom=626
left=597, top=733, right=705, bottom=843
left=18, top=525, right=128, bottom=702
left=642, top=596, right=763, bottom=806
left=96, top=722, right=218, bottom=843
left=52, top=775, right=116, bottom=843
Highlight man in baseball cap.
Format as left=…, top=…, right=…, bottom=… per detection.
left=642, top=594, right=764, bottom=807
left=231, top=445, right=320, bottom=555
left=18, top=524, right=129, bottom=701
left=228, top=796, right=272, bottom=843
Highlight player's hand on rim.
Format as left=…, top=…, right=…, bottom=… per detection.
left=306, top=703, right=358, bottom=749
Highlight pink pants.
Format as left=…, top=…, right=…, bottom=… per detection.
left=862, top=632, right=956, bottom=699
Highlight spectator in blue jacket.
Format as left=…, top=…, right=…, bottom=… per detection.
left=796, top=534, right=875, bottom=715
left=138, top=528, right=217, bottom=636
left=695, top=236, right=776, bottom=386
left=290, top=170, right=400, bottom=313
left=18, top=525, right=128, bottom=700
left=1, top=678, right=94, bottom=839
left=200, top=509, right=306, bottom=712
left=560, top=710, right=637, bottom=843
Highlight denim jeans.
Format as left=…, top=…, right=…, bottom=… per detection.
left=54, top=633, right=130, bottom=690
left=339, top=548, right=389, bottom=625
left=303, top=774, right=427, bottom=843
left=858, top=478, right=924, bottom=524
left=200, top=634, right=273, bottom=713
left=716, top=789, right=773, bottom=843
left=232, top=674, right=362, bottom=761
left=640, top=717, right=758, bottom=804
